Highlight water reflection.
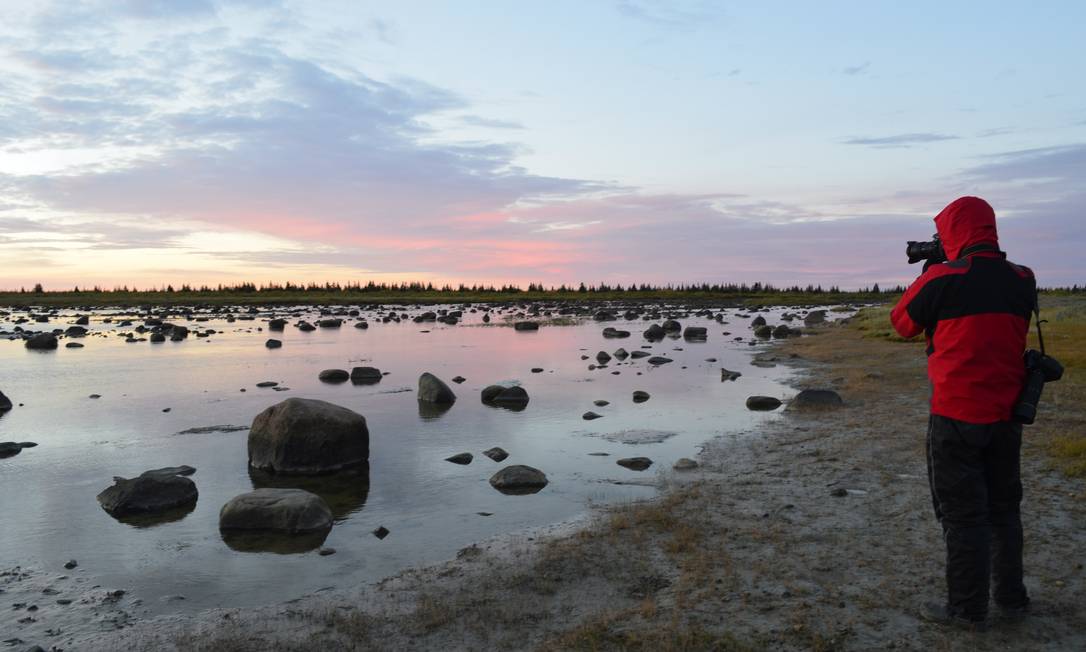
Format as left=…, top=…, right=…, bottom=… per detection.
left=248, top=464, right=370, bottom=521
left=417, top=401, right=454, bottom=420
left=221, top=528, right=330, bottom=554
left=112, top=502, right=198, bottom=529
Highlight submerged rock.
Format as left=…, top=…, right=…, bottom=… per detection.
left=632, top=390, right=651, bottom=403
left=350, top=367, right=382, bottom=384
left=720, top=368, right=742, bottom=381
left=318, top=369, right=349, bottom=383
left=616, top=457, right=653, bottom=471
left=647, top=356, right=673, bottom=365
left=0, top=390, right=11, bottom=412
left=248, top=398, right=369, bottom=474
left=513, top=321, right=539, bottom=331
left=481, top=384, right=529, bottom=408
left=219, top=488, right=332, bottom=534
left=673, top=458, right=699, bottom=471
left=96, top=466, right=198, bottom=517
left=445, top=452, right=473, bottom=465
left=265, top=339, right=282, bottom=349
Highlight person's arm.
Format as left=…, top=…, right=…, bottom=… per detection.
left=890, top=266, right=954, bottom=338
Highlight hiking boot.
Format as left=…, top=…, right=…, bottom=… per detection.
left=921, top=602, right=988, bottom=632
left=996, top=600, right=1030, bottom=622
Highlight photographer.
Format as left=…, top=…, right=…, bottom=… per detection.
left=890, top=196, right=1036, bottom=629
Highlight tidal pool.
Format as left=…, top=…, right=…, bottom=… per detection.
left=0, top=303, right=827, bottom=637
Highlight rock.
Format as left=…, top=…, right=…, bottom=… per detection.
left=483, top=447, right=509, bottom=462
left=790, top=389, right=844, bottom=410
left=219, top=488, right=332, bottom=534
left=647, top=356, right=673, bottom=365
left=643, top=324, right=666, bottom=340
left=830, top=487, right=848, bottom=497
left=582, top=411, right=603, bottom=420
left=531, top=367, right=544, bottom=373
left=632, top=390, right=650, bottom=403
left=350, top=366, right=382, bottom=384
left=269, top=319, right=286, bottom=331
left=451, top=375, right=466, bottom=383
left=265, top=339, right=282, bottom=349
left=594, top=400, right=610, bottom=407
left=319, top=547, right=336, bottom=556
left=318, top=369, right=350, bottom=383
left=373, top=526, right=390, bottom=539
left=804, top=310, right=827, bottom=325
left=489, top=465, right=548, bottom=494
left=594, top=310, right=617, bottom=321
left=297, top=321, right=316, bottom=332
left=683, top=326, right=708, bottom=340
left=662, top=320, right=682, bottom=332
left=753, top=325, right=773, bottom=338
left=75, top=315, right=89, bottom=325
left=318, top=318, right=343, bottom=328
left=720, top=368, right=742, bottom=381
left=66, top=342, right=84, bottom=348
left=596, top=351, right=612, bottom=364
left=418, top=373, right=457, bottom=404
left=602, top=327, right=630, bottom=338
left=0, top=441, right=33, bottom=457
left=482, top=384, right=529, bottom=408
left=248, top=398, right=369, bottom=474
left=0, top=390, right=11, bottom=411
left=613, top=348, right=629, bottom=360
left=149, top=332, right=166, bottom=343
left=513, top=321, right=539, bottom=331
left=616, top=457, right=653, bottom=471
left=64, top=560, right=78, bottom=569
left=745, top=396, right=782, bottom=411
left=65, top=326, right=87, bottom=337
left=772, top=324, right=792, bottom=338
left=354, top=321, right=369, bottom=329
left=96, top=467, right=199, bottom=517
left=256, top=381, right=279, bottom=388
left=445, top=452, right=473, bottom=465
left=673, top=458, right=698, bottom=471
left=629, top=350, right=651, bottom=359
left=24, top=333, right=58, bottom=350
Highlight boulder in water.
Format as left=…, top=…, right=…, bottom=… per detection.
left=489, top=465, right=548, bottom=494
left=483, top=447, right=509, bottom=462
left=318, top=369, right=349, bottom=383
left=248, top=398, right=369, bottom=474
left=96, top=466, right=198, bottom=517
left=25, top=333, right=58, bottom=350
left=219, top=488, right=332, bottom=534
left=350, top=366, right=382, bottom=384
left=481, top=384, right=529, bottom=408
left=745, top=396, right=782, bottom=411
left=418, top=373, right=457, bottom=404
left=617, top=457, right=653, bottom=471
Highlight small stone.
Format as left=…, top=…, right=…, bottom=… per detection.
left=318, top=547, right=336, bottom=556
left=673, top=458, right=698, bottom=471
left=64, top=560, right=78, bottom=569
left=373, top=526, right=390, bottom=539
left=632, top=390, right=650, bottom=403
left=745, top=396, right=782, bottom=411
left=445, top=452, right=473, bottom=465
left=617, top=457, right=653, bottom=471
left=593, top=400, right=609, bottom=407
left=582, top=411, right=603, bottom=420
left=483, top=447, right=509, bottom=462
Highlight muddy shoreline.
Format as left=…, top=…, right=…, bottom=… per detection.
left=16, top=317, right=1086, bottom=651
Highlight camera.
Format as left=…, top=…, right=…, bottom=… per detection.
left=1011, top=349, right=1064, bottom=425
left=906, top=234, right=947, bottom=265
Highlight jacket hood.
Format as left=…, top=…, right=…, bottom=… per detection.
left=934, top=196, right=999, bottom=260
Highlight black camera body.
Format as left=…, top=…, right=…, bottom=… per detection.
left=1011, top=349, right=1064, bottom=425
left=906, top=233, right=947, bottom=265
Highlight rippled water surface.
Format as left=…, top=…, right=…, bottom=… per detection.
left=0, top=303, right=821, bottom=632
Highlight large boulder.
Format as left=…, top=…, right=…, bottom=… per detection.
left=513, top=321, right=539, bottom=331
left=219, top=488, right=332, bottom=534
left=418, top=373, right=456, bottom=404
left=489, top=465, right=548, bottom=494
left=643, top=324, right=666, bottom=340
left=248, top=398, right=369, bottom=474
left=804, top=310, right=826, bottom=326
left=683, top=326, right=708, bottom=341
left=0, top=390, right=11, bottom=412
left=96, top=466, right=198, bottom=517
left=268, top=319, right=287, bottom=331
left=662, top=320, right=682, bottom=332
left=790, top=389, right=843, bottom=410
left=25, top=333, right=58, bottom=350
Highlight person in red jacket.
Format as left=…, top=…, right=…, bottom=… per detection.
left=891, top=196, right=1035, bottom=629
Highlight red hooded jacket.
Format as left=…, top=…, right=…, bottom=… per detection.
left=890, top=197, right=1036, bottom=424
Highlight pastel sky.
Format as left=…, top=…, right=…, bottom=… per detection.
left=1, top=0, right=1084, bottom=290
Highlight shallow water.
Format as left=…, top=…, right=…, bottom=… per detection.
left=0, top=303, right=818, bottom=635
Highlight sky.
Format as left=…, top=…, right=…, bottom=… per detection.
left=0, top=0, right=1083, bottom=290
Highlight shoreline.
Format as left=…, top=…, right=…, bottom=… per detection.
left=26, top=314, right=1086, bottom=650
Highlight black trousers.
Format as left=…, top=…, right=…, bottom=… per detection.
left=926, top=414, right=1029, bottom=618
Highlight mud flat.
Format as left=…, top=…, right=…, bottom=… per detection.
left=33, top=310, right=1086, bottom=651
